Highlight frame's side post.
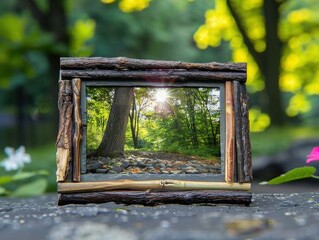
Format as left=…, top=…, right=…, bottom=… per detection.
left=225, top=81, right=235, bottom=182
left=234, top=81, right=244, bottom=183
left=56, top=80, right=73, bottom=182
left=72, top=78, right=82, bottom=182
left=238, top=83, right=252, bottom=182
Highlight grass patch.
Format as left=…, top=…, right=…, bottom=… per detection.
left=250, top=125, right=319, bottom=157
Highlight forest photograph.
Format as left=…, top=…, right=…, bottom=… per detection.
left=86, top=86, right=222, bottom=174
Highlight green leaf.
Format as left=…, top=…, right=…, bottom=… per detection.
left=12, top=172, right=38, bottom=181
left=0, top=186, right=8, bottom=195
left=0, top=175, right=13, bottom=185
left=12, top=170, right=49, bottom=181
left=11, top=178, right=48, bottom=197
left=261, top=166, right=317, bottom=185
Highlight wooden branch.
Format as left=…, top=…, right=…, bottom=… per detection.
left=58, top=180, right=250, bottom=193
left=225, top=81, right=235, bottom=182
left=58, top=190, right=252, bottom=206
left=60, top=57, right=246, bottom=72
left=234, top=81, right=244, bottom=183
left=56, top=80, right=73, bottom=182
left=72, top=78, right=82, bottom=182
left=61, top=69, right=247, bottom=82
left=239, top=83, right=252, bottom=182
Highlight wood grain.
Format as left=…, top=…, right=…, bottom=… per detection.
left=58, top=180, right=251, bottom=193
left=72, top=78, right=82, bottom=182
left=225, top=81, right=235, bottom=183
left=61, top=57, right=246, bottom=73
left=56, top=80, right=73, bottom=182
left=58, top=190, right=252, bottom=206
left=61, top=69, right=246, bottom=83
left=239, top=83, right=252, bottom=182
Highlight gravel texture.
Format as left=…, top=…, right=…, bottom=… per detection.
left=1, top=192, right=319, bottom=240
left=87, top=151, right=221, bottom=174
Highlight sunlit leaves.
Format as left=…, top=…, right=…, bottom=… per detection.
left=286, top=94, right=311, bottom=117
left=69, top=19, right=96, bottom=57
left=193, top=0, right=264, bottom=97
left=0, top=13, right=25, bottom=42
left=280, top=74, right=301, bottom=92
left=194, top=0, right=319, bottom=125
left=101, top=0, right=151, bottom=13
left=249, top=108, right=271, bottom=132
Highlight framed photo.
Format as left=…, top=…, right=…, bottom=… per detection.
left=56, top=57, right=252, bottom=205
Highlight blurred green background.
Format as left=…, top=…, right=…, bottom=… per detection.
left=0, top=0, right=318, bottom=192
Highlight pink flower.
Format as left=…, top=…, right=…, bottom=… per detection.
left=306, top=147, right=319, bottom=164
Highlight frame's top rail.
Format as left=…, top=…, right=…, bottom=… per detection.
left=60, top=57, right=246, bottom=73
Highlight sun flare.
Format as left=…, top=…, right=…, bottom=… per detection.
left=154, top=88, right=170, bottom=103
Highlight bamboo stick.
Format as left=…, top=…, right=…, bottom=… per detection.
left=72, top=78, right=82, bottom=182
left=58, top=180, right=251, bottom=193
left=225, top=81, right=235, bottom=182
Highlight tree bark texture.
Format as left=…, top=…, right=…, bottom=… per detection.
left=58, top=190, right=252, bottom=206
left=61, top=57, right=246, bottom=72
left=234, top=81, right=252, bottom=183
left=94, top=87, right=134, bottom=157
left=72, top=79, right=82, bottom=182
left=56, top=80, right=73, bottom=182
left=61, top=70, right=246, bottom=83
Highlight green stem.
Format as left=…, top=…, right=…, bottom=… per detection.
left=311, top=175, right=319, bottom=180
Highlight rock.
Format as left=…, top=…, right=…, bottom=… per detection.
left=136, top=162, right=146, bottom=169
left=185, top=169, right=199, bottom=174
left=87, top=162, right=104, bottom=172
left=112, top=166, right=124, bottom=173
left=95, top=169, right=108, bottom=174
left=120, top=161, right=131, bottom=169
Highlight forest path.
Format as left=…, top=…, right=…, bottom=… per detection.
left=87, top=150, right=221, bottom=174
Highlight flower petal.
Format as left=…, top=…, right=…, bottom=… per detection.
left=4, top=147, right=14, bottom=157
left=306, top=146, right=319, bottom=163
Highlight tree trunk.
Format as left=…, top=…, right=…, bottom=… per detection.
left=129, top=96, right=139, bottom=149
left=16, top=86, right=27, bottom=146
left=94, top=87, right=134, bottom=157
left=227, top=0, right=285, bottom=126
left=260, top=0, right=285, bottom=125
left=24, top=0, right=69, bottom=134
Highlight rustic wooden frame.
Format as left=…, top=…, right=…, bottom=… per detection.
left=56, top=57, right=252, bottom=206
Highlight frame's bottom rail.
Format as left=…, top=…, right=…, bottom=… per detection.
left=57, top=190, right=252, bottom=206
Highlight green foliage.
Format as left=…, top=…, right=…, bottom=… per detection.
left=260, top=166, right=317, bottom=185
left=250, top=125, right=319, bottom=157
left=0, top=170, right=48, bottom=197
left=86, top=87, right=114, bottom=151
left=69, top=19, right=96, bottom=56
left=193, top=0, right=319, bottom=127
left=10, top=178, right=47, bottom=197
left=87, top=87, right=221, bottom=159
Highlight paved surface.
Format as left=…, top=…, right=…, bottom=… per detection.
left=1, top=191, right=319, bottom=240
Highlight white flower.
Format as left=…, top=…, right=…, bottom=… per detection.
left=0, top=146, right=31, bottom=171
